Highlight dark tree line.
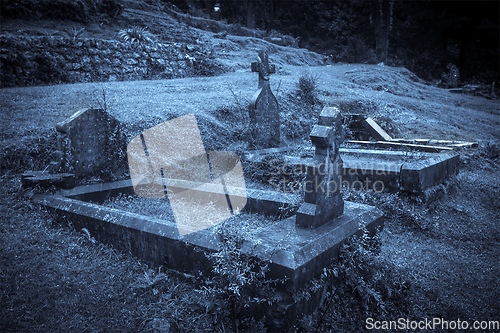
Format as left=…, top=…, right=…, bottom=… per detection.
left=170, top=0, right=499, bottom=85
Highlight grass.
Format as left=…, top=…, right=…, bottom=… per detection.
left=0, top=176, right=223, bottom=332
left=1, top=63, right=499, bottom=331
left=3, top=154, right=498, bottom=332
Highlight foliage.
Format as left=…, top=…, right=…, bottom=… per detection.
left=62, top=27, right=86, bottom=40
left=118, top=26, right=155, bottom=45
left=0, top=0, right=123, bottom=23
left=196, top=220, right=279, bottom=331
left=311, top=229, right=412, bottom=331
left=297, top=73, right=319, bottom=104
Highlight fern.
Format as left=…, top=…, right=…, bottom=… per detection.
left=63, top=27, right=86, bottom=40
left=118, top=26, right=154, bottom=45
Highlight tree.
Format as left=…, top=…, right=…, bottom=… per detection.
left=246, top=0, right=255, bottom=30
left=370, top=0, right=393, bottom=63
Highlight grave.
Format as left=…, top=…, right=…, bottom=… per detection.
left=32, top=107, right=384, bottom=330
left=249, top=50, right=280, bottom=149
left=343, top=112, right=477, bottom=151
left=242, top=102, right=461, bottom=194
left=21, top=108, right=127, bottom=190
left=296, top=107, right=344, bottom=228
left=284, top=148, right=459, bottom=193
left=55, top=108, right=126, bottom=178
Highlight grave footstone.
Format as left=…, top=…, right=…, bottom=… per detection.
left=55, top=108, right=125, bottom=179
left=249, top=50, right=280, bottom=149
left=296, top=106, right=344, bottom=228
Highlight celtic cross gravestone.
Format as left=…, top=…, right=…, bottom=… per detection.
left=249, top=50, right=280, bottom=149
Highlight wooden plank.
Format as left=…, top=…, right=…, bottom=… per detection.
left=346, top=140, right=454, bottom=153
left=449, top=142, right=479, bottom=149
left=390, top=138, right=478, bottom=146
left=362, top=117, right=392, bottom=141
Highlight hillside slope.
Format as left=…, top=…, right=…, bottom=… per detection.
left=1, top=2, right=499, bottom=332
left=1, top=2, right=325, bottom=87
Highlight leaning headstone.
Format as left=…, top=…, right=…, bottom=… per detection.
left=249, top=50, right=280, bottom=149
left=55, top=108, right=125, bottom=179
left=296, top=106, right=344, bottom=228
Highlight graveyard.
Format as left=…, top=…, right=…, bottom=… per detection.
left=1, top=2, right=500, bottom=333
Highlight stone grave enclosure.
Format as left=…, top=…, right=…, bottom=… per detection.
left=31, top=104, right=383, bottom=329
left=26, top=52, right=466, bottom=329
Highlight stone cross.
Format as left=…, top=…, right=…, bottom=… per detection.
left=251, top=50, right=276, bottom=89
left=249, top=50, right=280, bottom=149
left=296, top=107, right=345, bottom=228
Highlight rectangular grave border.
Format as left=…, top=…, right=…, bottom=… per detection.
left=32, top=177, right=383, bottom=329
left=281, top=148, right=459, bottom=193
left=32, top=178, right=382, bottom=287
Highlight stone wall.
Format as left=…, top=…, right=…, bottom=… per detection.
left=0, top=35, right=226, bottom=87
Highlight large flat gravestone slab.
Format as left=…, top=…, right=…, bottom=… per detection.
left=55, top=108, right=124, bottom=178
left=249, top=50, right=280, bottom=149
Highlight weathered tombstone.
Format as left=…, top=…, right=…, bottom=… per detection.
left=249, top=50, right=280, bottom=149
left=296, top=106, right=344, bottom=228
left=55, top=108, right=125, bottom=179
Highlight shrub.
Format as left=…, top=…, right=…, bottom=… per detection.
left=297, top=73, right=320, bottom=104
left=118, top=26, right=155, bottom=45
left=312, top=229, right=412, bottom=331
left=441, top=63, right=460, bottom=88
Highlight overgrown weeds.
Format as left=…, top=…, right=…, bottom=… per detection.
left=307, top=229, right=412, bottom=332
left=0, top=129, right=58, bottom=173
left=197, top=220, right=281, bottom=332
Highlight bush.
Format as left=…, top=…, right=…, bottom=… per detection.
left=196, top=220, right=279, bottom=331
left=297, top=73, right=319, bottom=104
left=311, top=229, right=412, bottom=331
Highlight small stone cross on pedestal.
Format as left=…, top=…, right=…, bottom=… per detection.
left=249, top=50, right=280, bottom=149
left=296, top=107, right=345, bottom=228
